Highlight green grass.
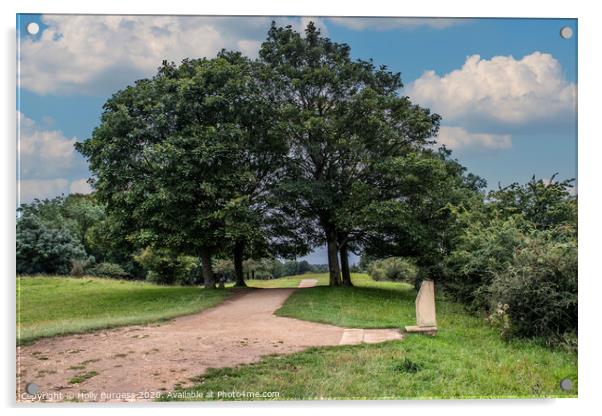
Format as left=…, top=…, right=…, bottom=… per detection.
left=163, top=273, right=577, bottom=400
left=276, top=274, right=416, bottom=327
left=17, top=276, right=233, bottom=344
left=246, top=272, right=330, bottom=288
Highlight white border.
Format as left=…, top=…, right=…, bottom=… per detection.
left=2, top=1, right=599, bottom=415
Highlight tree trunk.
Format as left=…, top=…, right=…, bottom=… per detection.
left=233, top=241, right=246, bottom=287
left=326, top=227, right=341, bottom=286
left=199, top=247, right=215, bottom=289
left=339, top=242, right=353, bottom=287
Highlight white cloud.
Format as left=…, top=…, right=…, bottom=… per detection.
left=18, top=112, right=91, bottom=203
left=407, top=52, right=577, bottom=127
left=19, top=179, right=69, bottom=202
left=19, top=178, right=92, bottom=203
left=18, top=112, right=85, bottom=179
left=19, top=15, right=324, bottom=95
left=437, top=126, right=512, bottom=151
left=328, top=17, right=465, bottom=31
left=69, top=178, right=92, bottom=195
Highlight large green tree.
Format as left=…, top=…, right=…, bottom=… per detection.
left=77, top=55, right=269, bottom=287
left=77, top=50, right=315, bottom=288
left=259, top=22, right=440, bottom=286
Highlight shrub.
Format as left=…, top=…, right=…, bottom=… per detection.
left=488, top=233, right=577, bottom=343
left=87, top=262, right=129, bottom=279
left=134, top=247, right=198, bottom=285
left=442, top=216, right=527, bottom=310
left=17, top=214, right=86, bottom=275
left=443, top=209, right=577, bottom=344
left=368, top=257, right=418, bottom=283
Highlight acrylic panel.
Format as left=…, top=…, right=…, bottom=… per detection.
left=16, top=15, right=577, bottom=403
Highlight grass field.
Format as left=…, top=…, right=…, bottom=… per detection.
left=17, top=276, right=232, bottom=344
left=166, top=273, right=578, bottom=400
left=17, top=273, right=577, bottom=399
left=246, top=272, right=329, bottom=288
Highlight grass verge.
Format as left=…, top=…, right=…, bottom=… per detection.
left=17, top=276, right=232, bottom=344
left=162, top=273, right=577, bottom=400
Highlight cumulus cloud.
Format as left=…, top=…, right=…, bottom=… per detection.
left=18, top=112, right=86, bottom=179
left=18, top=112, right=91, bottom=203
left=19, top=179, right=69, bottom=202
left=19, top=178, right=92, bottom=204
left=407, top=52, right=577, bottom=128
left=436, top=126, right=512, bottom=151
left=19, top=15, right=325, bottom=95
left=328, top=17, right=466, bottom=31
left=69, top=178, right=92, bottom=195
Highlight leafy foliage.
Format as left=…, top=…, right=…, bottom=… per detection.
left=17, top=213, right=86, bottom=275
left=86, top=262, right=129, bottom=279
left=488, top=228, right=577, bottom=342
left=134, top=247, right=199, bottom=285
left=359, top=149, right=486, bottom=284
left=442, top=177, right=577, bottom=344
left=259, top=22, right=441, bottom=285
left=367, top=257, right=418, bottom=283
left=16, top=196, right=139, bottom=277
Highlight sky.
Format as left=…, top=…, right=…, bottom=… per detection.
left=16, top=15, right=578, bottom=265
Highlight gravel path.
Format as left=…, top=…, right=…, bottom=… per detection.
left=17, top=280, right=402, bottom=402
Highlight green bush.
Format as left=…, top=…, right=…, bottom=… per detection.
left=134, top=247, right=198, bottom=285
left=368, top=257, right=418, bottom=283
left=17, top=214, right=86, bottom=275
left=87, top=262, right=129, bottom=279
left=443, top=216, right=527, bottom=310
left=443, top=213, right=577, bottom=344
left=488, top=231, right=577, bottom=342
left=441, top=177, right=577, bottom=344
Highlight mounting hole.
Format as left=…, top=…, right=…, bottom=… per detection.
left=26, top=22, right=40, bottom=35
left=559, top=378, right=573, bottom=391
left=25, top=383, right=39, bottom=395
left=560, top=26, right=573, bottom=40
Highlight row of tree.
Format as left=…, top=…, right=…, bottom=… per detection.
left=16, top=194, right=328, bottom=282
left=74, top=22, right=481, bottom=288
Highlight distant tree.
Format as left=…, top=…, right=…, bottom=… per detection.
left=243, top=259, right=259, bottom=280
left=259, top=22, right=440, bottom=286
left=214, top=258, right=235, bottom=283
left=367, top=257, right=418, bottom=283
left=297, top=260, right=311, bottom=274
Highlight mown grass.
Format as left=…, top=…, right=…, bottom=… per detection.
left=164, top=273, right=577, bottom=400
left=17, top=276, right=232, bottom=344
left=276, top=274, right=415, bottom=327
left=246, top=272, right=329, bottom=288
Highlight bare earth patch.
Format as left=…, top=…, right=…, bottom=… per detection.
left=17, top=279, right=402, bottom=402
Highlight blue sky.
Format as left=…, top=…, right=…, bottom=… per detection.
left=16, top=15, right=577, bottom=264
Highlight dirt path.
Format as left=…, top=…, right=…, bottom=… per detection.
left=17, top=280, right=402, bottom=402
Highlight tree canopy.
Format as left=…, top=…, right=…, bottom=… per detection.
left=258, top=22, right=442, bottom=285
